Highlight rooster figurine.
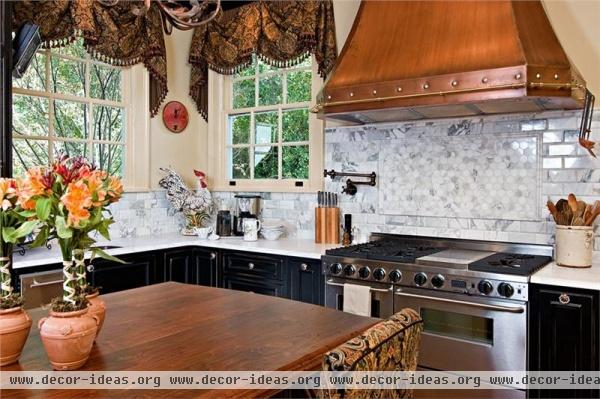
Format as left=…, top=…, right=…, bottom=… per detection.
left=159, top=167, right=214, bottom=235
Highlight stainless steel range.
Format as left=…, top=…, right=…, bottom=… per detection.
left=322, top=233, right=553, bottom=375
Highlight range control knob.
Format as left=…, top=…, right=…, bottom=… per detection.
left=414, top=272, right=427, bottom=286
left=373, top=268, right=386, bottom=281
left=329, top=263, right=343, bottom=275
left=431, top=274, right=445, bottom=288
left=344, top=264, right=356, bottom=277
left=498, top=283, right=514, bottom=298
left=358, top=266, right=371, bottom=279
left=389, top=270, right=402, bottom=283
left=478, top=280, right=493, bottom=295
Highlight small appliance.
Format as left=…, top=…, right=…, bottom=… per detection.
left=233, top=194, right=261, bottom=236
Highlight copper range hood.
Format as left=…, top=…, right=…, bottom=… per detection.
left=315, top=0, right=591, bottom=127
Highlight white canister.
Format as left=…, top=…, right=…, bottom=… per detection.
left=555, top=225, right=594, bottom=268
left=243, top=219, right=261, bottom=242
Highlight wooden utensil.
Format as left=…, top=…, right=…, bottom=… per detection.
left=584, top=200, right=600, bottom=226
left=546, top=199, right=558, bottom=223
left=567, top=193, right=579, bottom=214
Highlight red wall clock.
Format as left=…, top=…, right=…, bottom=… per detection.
left=162, top=101, right=189, bottom=133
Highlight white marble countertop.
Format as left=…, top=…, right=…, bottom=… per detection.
left=12, top=234, right=339, bottom=269
left=531, top=261, right=600, bottom=291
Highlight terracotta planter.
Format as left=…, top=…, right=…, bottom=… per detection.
left=86, top=291, right=106, bottom=341
left=38, top=308, right=98, bottom=370
left=0, top=306, right=32, bottom=366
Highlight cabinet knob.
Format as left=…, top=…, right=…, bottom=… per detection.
left=559, top=293, right=570, bottom=305
left=210, top=252, right=216, bottom=260
left=87, top=265, right=95, bottom=272
left=300, top=263, right=309, bottom=271
left=248, top=262, right=254, bottom=270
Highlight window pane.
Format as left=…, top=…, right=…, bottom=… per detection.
left=53, top=39, right=87, bottom=59
left=53, top=141, right=89, bottom=160
left=93, top=106, right=125, bottom=142
left=258, top=59, right=277, bottom=74
left=282, top=108, right=309, bottom=142
left=283, top=145, right=309, bottom=179
left=293, top=57, right=312, bottom=69
left=258, top=74, right=282, bottom=106
left=91, top=64, right=122, bottom=101
left=229, top=147, right=250, bottom=179
left=51, top=56, right=86, bottom=96
left=254, top=146, right=278, bottom=179
left=234, top=60, right=256, bottom=78
left=12, top=139, right=49, bottom=177
left=53, top=100, right=88, bottom=139
left=255, top=111, right=278, bottom=144
left=286, top=70, right=311, bottom=103
left=94, top=144, right=125, bottom=177
left=13, top=52, right=46, bottom=91
left=233, top=78, right=255, bottom=109
left=229, top=114, right=250, bottom=145
left=12, top=95, right=49, bottom=137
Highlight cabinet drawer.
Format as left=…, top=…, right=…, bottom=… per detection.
left=222, top=253, right=284, bottom=281
left=222, top=276, right=285, bottom=298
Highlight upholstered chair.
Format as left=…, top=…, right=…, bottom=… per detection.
left=318, top=308, right=423, bottom=399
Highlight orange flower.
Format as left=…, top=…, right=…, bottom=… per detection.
left=86, top=170, right=108, bottom=206
left=106, top=176, right=123, bottom=203
left=61, top=181, right=92, bottom=227
left=0, top=178, right=16, bottom=210
left=16, top=167, right=51, bottom=210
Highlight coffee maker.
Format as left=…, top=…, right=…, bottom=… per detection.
left=233, top=194, right=261, bottom=236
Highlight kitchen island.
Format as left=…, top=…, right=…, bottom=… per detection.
left=1, top=282, right=378, bottom=398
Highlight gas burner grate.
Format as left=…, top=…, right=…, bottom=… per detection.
left=469, top=253, right=552, bottom=276
left=325, top=240, right=445, bottom=263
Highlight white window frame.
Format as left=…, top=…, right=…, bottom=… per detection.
left=11, top=46, right=150, bottom=192
left=207, top=57, right=324, bottom=193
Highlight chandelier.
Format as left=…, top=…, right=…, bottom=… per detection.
left=98, top=0, right=222, bottom=34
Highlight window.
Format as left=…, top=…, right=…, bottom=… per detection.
left=209, top=56, right=323, bottom=192
left=11, top=39, right=150, bottom=190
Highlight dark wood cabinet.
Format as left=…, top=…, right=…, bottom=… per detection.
left=220, top=251, right=288, bottom=298
left=193, top=248, right=219, bottom=287
left=88, top=252, right=158, bottom=294
left=222, top=275, right=286, bottom=297
left=162, top=248, right=197, bottom=284
left=289, top=258, right=323, bottom=305
left=529, top=284, right=599, bottom=399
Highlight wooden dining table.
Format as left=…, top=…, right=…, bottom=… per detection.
left=1, top=282, right=378, bottom=398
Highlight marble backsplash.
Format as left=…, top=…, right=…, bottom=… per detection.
left=109, top=109, right=600, bottom=256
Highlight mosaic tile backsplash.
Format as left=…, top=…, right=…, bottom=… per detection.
left=379, top=135, right=540, bottom=220
left=109, top=109, right=600, bottom=256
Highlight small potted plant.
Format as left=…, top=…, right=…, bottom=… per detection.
left=21, top=156, right=124, bottom=370
left=0, top=178, right=39, bottom=366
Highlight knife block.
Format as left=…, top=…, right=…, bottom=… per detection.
left=315, top=207, right=327, bottom=243
left=325, top=207, right=340, bottom=244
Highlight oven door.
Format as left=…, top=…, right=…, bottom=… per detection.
left=394, top=286, right=526, bottom=371
left=325, top=278, right=394, bottom=319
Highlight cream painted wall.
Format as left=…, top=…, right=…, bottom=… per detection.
left=145, top=0, right=599, bottom=189
left=149, top=30, right=207, bottom=189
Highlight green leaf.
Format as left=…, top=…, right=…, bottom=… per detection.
left=55, top=216, right=73, bottom=239
left=91, top=248, right=126, bottom=264
left=2, top=227, right=17, bottom=243
left=35, top=197, right=52, bottom=221
left=17, top=210, right=37, bottom=218
left=13, top=220, right=39, bottom=240
left=96, top=220, right=111, bottom=241
left=29, top=227, right=49, bottom=248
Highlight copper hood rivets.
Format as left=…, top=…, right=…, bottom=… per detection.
left=451, top=80, right=458, bottom=87
left=372, top=90, right=377, bottom=95
left=423, top=83, right=430, bottom=89
left=397, top=87, right=403, bottom=92
left=349, top=92, right=354, bottom=97
left=482, top=77, right=489, bottom=84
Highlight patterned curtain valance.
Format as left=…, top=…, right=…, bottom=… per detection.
left=188, top=0, right=337, bottom=120
left=12, top=0, right=168, bottom=117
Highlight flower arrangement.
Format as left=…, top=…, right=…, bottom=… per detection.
left=18, top=155, right=124, bottom=312
left=0, top=178, right=39, bottom=309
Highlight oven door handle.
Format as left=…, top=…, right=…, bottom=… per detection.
left=394, top=290, right=525, bottom=314
left=326, top=279, right=393, bottom=293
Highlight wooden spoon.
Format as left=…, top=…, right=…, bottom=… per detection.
left=555, top=199, right=571, bottom=225
left=546, top=199, right=558, bottom=223
left=585, top=201, right=600, bottom=226
left=577, top=201, right=587, bottom=218
left=567, top=193, right=578, bottom=214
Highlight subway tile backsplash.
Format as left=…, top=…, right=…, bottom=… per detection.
left=110, top=109, right=600, bottom=256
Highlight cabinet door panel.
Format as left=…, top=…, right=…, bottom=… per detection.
left=164, top=249, right=196, bottom=284
left=194, top=248, right=219, bottom=287
left=223, top=253, right=284, bottom=281
left=89, top=253, right=157, bottom=294
left=289, top=259, right=323, bottom=305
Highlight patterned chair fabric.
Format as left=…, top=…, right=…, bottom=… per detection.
left=319, top=308, right=423, bottom=399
